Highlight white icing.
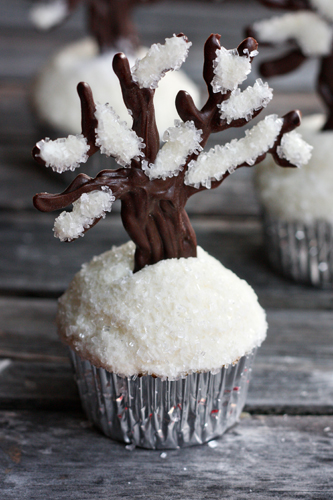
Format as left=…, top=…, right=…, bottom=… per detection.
left=57, top=242, right=267, bottom=380
left=143, top=120, right=202, bottom=180
left=95, top=103, right=144, bottom=166
left=30, top=0, right=68, bottom=30
left=131, top=35, right=191, bottom=89
left=54, top=188, right=115, bottom=241
left=31, top=38, right=200, bottom=135
left=219, top=79, right=273, bottom=124
left=212, top=46, right=257, bottom=94
left=253, top=12, right=333, bottom=56
left=37, top=135, right=89, bottom=173
left=185, top=115, right=283, bottom=188
left=256, top=115, right=333, bottom=224
left=310, top=0, right=333, bottom=22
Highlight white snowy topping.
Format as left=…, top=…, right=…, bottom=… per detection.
left=219, top=79, right=273, bottom=124
left=95, top=103, right=144, bottom=167
left=185, top=115, right=283, bottom=188
left=310, top=0, right=333, bottom=22
left=57, top=242, right=267, bottom=380
left=143, top=121, right=202, bottom=180
left=37, top=135, right=90, bottom=173
left=131, top=35, right=191, bottom=89
left=256, top=114, right=333, bottom=224
left=211, top=46, right=257, bottom=94
left=277, top=130, right=313, bottom=168
left=253, top=12, right=333, bottom=56
left=54, top=188, right=115, bottom=242
left=30, top=0, right=68, bottom=30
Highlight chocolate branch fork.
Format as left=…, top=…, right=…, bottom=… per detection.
left=33, top=33, right=311, bottom=272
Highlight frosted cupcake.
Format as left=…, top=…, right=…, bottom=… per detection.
left=33, top=33, right=309, bottom=448
left=29, top=0, right=200, bottom=136
left=249, top=0, right=333, bottom=287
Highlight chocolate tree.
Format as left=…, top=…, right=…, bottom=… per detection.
left=33, top=34, right=309, bottom=272
left=248, top=0, right=333, bottom=130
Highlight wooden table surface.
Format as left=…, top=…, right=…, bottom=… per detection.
left=0, top=1, right=332, bottom=498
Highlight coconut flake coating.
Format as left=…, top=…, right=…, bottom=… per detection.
left=256, top=115, right=333, bottom=224
left=57, top=242, right=267, bottom=380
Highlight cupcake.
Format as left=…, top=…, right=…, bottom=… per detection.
left=249, top=0, right=333, bottom=287
left=29, top=0, right=200, bottom=136
left=33, top=33, right=309, bottom=448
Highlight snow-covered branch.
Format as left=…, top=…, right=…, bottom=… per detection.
left=143, top=121, right=202, bottom=180
left=95, top=103, right=145, bottom=166
left=131, top=34, right=191, bottom=89
left=54, top=188, right=115, bottom=241
left=35, top=135, right=90, bottom=173
left=30, top=0, right=68, bottom=30
left=253, top=12, right=333, bottom=56
left=277, top=130, right=313, bottom=167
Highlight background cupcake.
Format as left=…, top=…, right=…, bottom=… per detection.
left=249, top=0, right=333, bottom=287
left=33, top=33, right=309, bottom=448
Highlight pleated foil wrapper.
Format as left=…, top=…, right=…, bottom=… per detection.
left=69, top=348, right=257, bottom=449
left=263, top=213, right=333, bottom=288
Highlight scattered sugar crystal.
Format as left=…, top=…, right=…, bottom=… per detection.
left=30, top=0, right=68, bottom=30
left=219, top=79, right=273, bottom=124
left=53, top=188, right=115, bottom=241
left=132, top=35, right=191, bottom=89
left=277, top=130, right=312, bottom=168
left=253, top=12, right=333, bottom=56
left=143, top=120, right=202, bottom=180
left=211, top=46, right=256, bottom=94
left=160, top=452, right=167, bottom=459
left=37, top=135, right=89, bottom=173
left=95, top=103, right=144, bottom=166
left=185, top=115, right=283, bottom=188
left=310, top=0, right=333, bottom=22
left=324, top=427, right=331, bottom=432
left=208, top=440, right=218, bottom=449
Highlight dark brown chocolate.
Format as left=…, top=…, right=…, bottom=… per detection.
left=33, top=34, right=301, bottom=272
left=248, top=0, right=333, bottom=130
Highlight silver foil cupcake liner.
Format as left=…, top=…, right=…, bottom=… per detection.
left=263, top=213, right=333, bottom=288
left=69, top=348, right=257, bottom=449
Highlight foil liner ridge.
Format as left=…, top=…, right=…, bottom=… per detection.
left=70, top=348, right=257, bottom=449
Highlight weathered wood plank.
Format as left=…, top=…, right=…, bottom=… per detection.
left=1, top=213, right=331, bottom=309
left=0, top=298, right=332, bottom=412
left=0, top=411, right=332, bottom=499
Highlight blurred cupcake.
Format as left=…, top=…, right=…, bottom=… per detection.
left=248, top=1, right=333, bottom=287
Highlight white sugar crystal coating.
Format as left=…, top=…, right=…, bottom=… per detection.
left=57, top=242, right=267, bottom=380
left=256, top=115, right=333, bottom=224
left=143, top=121, right=202, bottom=180
left=95, top=103, right=144, bottom=166
left=31, top=38, right=200, bottom=135
left=30, top=0, right=68, bottom=30
left=253, top=12, right=333, bottom=56
left=54, top=188, right=115, bottom=241
left=185, top=115, right=283, bottom=188
left=212, top=47, right=256, bottom=94
left=310, top=0, right=333, bottom=22
left=132, top=35, right=191, bottom=89
left=277, top=130, right=313, bottom=168
left=219, top=79, right=273, bottom=124
left=37, top=135, right=90, bottom=173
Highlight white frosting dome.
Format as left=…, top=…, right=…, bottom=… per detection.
left=57, top=242, right=267, bottom=380
left=31, top=37, right=200, bottom=135
left=256, top=114, right=333, bottom=224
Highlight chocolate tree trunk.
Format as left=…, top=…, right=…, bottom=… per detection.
left=88, top=0, right=139, bottom=53
left=318, top=53, right=333, bottom=131
left=120, top=175, right=197, bottom=272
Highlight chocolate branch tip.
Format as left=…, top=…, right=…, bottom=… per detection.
left=238, top=37, right=258, bottom=57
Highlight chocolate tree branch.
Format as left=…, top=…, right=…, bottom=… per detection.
left=259, top=49, right=307, bottom=77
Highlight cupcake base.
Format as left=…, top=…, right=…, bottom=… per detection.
left=70, top=349, right=257, bottom=449
left=263, top=213, right=333, bottom=288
